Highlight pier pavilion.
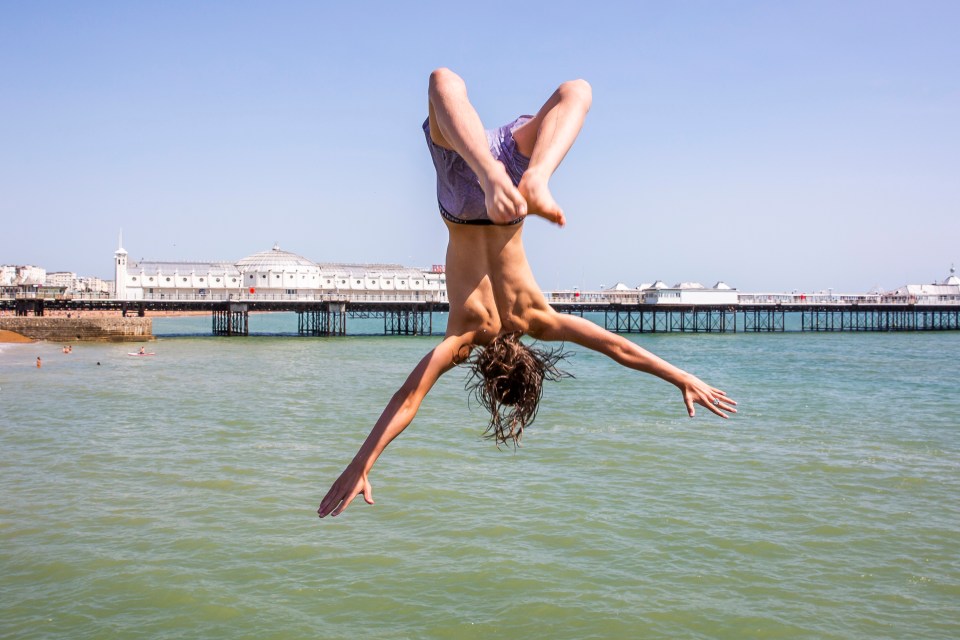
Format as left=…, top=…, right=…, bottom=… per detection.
left=114, top=242, right=447, bottom=304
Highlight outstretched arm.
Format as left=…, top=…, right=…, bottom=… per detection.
left=317, top=336, right=466, bottom=518
left=532, top=312, right=737, bottom=418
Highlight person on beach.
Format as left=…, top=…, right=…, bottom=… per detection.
left=318, top=68, right=737, bottom=518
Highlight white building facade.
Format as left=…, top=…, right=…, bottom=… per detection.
left=116, top=243, right=448, bottom=302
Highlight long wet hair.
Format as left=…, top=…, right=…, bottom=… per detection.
left=464, top=331, right=571, bottom=447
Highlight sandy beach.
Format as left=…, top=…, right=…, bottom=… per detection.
left=0, top=329, right=33, bottom=343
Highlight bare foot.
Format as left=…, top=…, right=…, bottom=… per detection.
left=518, top=171, right=566, bottom=227
left=481, top=170, right=528, bottom=225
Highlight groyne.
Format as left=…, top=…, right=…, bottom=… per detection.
left=0, top=317, right=153, bottom=342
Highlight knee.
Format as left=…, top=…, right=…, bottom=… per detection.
left=558, top=79, right=592, bottom=110
left=428, top=67, right=466, bottom=100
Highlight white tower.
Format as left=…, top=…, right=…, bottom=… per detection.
left=114, top=231, right=128, bottom=300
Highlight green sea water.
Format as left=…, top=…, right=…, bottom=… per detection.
left=2, top=315, right=959, bottom=639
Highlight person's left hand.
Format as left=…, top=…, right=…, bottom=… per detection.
left=679, top=374, right=737, bottom=418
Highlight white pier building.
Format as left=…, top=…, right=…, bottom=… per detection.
left=114, top=243, right=447, bottom=303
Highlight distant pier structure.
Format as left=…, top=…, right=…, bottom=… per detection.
left=6, top=294, right=959, bottom=337
left=549, top=302, right=960, bottom=334
left=2, top=242, right=959, bottom=336
left=544, top=270, right=960, bottom=334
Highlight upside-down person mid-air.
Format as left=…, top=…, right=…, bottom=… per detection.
left=318, top=68, right=737, bottom=518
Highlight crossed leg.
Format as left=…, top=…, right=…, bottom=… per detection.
left=512, top=79, right=592, bottom=226
left=427, top=68, right=591, bottom=226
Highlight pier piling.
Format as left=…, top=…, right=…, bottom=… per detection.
left=297, top=302, right=346, bottom=336
left=212, top=302, right=249, bottom=336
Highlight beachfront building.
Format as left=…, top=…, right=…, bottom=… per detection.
left=43, top=271, right=80, bottom=299
left=1, top=264, right=46, bottom=287
left=49, top=271, right=112, bottom=295
left=0, top=264, right=46, bottom=297
left=46, top=271, right=77, bottom=289
left=78, top=276, right=111, bottom=295
left=115, top=243, right=448, bottom=302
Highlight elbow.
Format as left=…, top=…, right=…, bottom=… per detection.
left=390, top=383, right=421, bottom=417
left=608, top=336, right=635, bottom=365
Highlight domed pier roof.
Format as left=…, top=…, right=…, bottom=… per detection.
left=944, top=265, right=959, bottom=286
left=236, top=244, right=319, bottom=273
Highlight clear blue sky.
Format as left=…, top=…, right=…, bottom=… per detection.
left=1, top=1, right=957, bottom=293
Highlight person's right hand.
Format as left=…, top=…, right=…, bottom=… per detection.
left=318, top=462, right=374, bottom=518
left=481, top=172, right=528, bottom=225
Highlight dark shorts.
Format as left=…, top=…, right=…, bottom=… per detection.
left=422, top=115, right=532, bottom=225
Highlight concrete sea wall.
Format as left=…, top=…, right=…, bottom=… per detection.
left=0, top=317, right=153, bottom=342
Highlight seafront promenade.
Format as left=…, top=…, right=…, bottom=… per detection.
left=2, top=293, right=958, bottom=338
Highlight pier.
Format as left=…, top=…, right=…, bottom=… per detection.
left=552, top=302, right=960, bottom=333
left=7, top=243, right=958, bottom=340
left=3, top=295, right=959, bottom=338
